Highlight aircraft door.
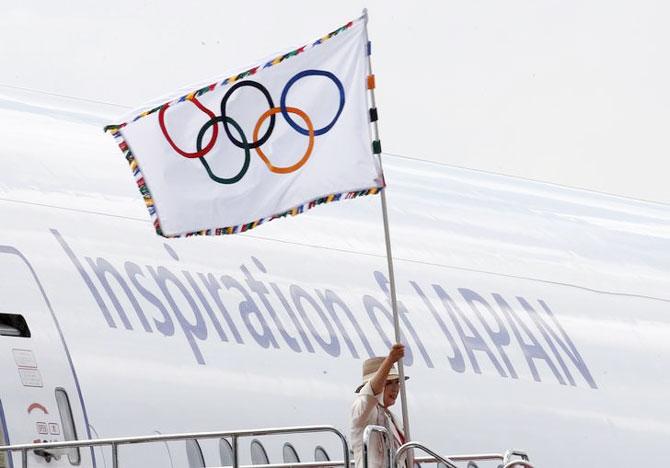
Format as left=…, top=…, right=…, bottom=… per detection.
left=0, top=400, right=10, bottom=468
left=0, top=247, right=93, bottom=467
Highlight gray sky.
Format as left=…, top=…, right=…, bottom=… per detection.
left=1, top=0, right=669, bottom=203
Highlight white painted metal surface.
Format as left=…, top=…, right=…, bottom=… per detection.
left=0, top=103, right=668, bottom=467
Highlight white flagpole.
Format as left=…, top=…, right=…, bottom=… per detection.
left=362, top=9, right=413, bottom=448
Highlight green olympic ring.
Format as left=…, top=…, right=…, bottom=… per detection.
left=196, top=116, right=251, bottom=185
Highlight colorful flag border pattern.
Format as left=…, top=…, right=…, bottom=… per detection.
left=105, top=14, right=383, bottom=238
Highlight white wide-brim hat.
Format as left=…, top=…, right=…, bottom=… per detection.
left=355, top=356, right=409, bottom=393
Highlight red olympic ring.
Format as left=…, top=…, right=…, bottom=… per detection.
left=158, top=98, right=218, bottom=159
left=253, top=107, right=314, bottom=174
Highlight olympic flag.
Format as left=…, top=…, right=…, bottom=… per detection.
left=105, top=14, right=382, bottom=237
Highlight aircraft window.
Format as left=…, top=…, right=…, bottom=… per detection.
left=54, top=388, right=80, bottom=465
left=282, top=442, right=300, bottom=463
left=0, top=314, right=30, bottom=337
left=314, top=446, right=330, bottom=462
left=185, top=439, right=205, bottom=468
left=467, top=462, right=479, bottom=468
left=220, top=438, right=233, bottom=466
left=250, top=439, right=269, bottom=465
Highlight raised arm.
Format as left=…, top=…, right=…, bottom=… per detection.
left=370, top=343, right=405, bottom=395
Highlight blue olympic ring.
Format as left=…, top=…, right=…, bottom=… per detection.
left=280, top=69, right=345, bottom=136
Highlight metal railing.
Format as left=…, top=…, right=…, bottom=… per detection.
left=503, top=450, right=531, bottom=465
left=0, top=424, right=534, bottom=468
left=396, top=442, right=458, bottom=468
left=362, top=425, right=394, bottom=468
left=414, top=454, right=510, bottom=464
left=501, top=462, right=533, bottom=468
left=0, top=425, right=349, bottom=468
left=396, top=443, right=534, bottom=468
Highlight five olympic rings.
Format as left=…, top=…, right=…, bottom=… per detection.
left=158, top=69, right=345, bottom=184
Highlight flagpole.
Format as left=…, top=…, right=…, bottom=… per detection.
left=362, top=9, right=413, bottom=449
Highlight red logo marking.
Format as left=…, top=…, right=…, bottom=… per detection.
left=27, top=403, right=48, bottom=414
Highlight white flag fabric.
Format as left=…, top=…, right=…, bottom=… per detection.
left=106, top=15, right=383, bottom=237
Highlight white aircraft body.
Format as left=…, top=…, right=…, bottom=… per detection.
left=0, top=100, right=669, bottom=468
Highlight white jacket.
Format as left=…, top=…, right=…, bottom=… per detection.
left=350, top=381, right=405, bottom=468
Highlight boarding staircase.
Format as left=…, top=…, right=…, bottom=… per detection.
left=0, top=425, right=533, bottom=468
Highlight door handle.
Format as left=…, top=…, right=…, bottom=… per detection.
left=33, top=448, right=62, bottom=463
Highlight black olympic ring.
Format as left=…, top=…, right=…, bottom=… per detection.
left=159, top=70, right=346, bottom=186
left=196, top=116, right=251, bottom=184
left=220, top=80, right=275, bottom=150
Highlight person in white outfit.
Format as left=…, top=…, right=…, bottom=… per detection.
left=350, top=343, right=408, bottom=468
